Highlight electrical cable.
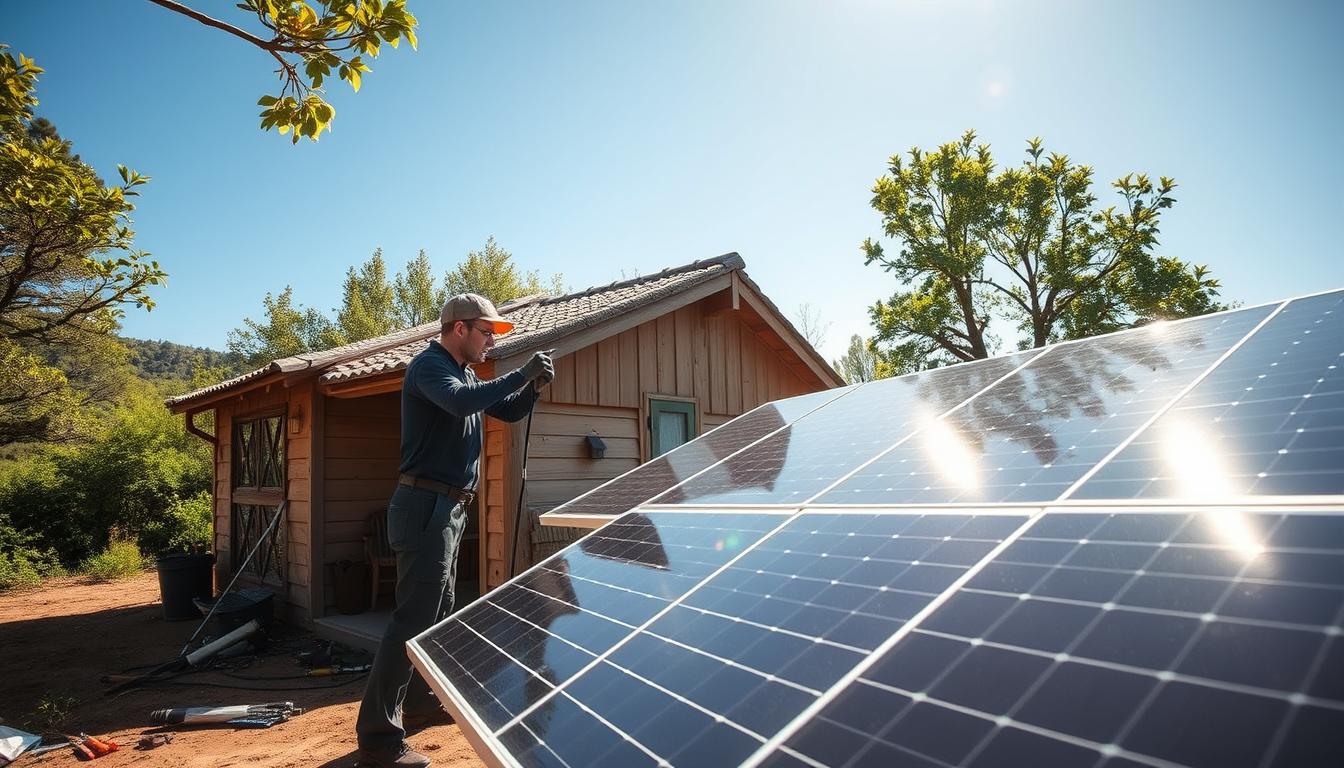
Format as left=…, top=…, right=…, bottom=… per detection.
left=134, top=676, right=367, bottom=692
left=507, top=407, right=535, bottom=580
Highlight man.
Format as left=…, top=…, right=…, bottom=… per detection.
left=355, top=293, right=554, bottom=768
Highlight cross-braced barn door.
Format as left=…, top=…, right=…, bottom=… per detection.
left=231, top=410, right=286, bottom=584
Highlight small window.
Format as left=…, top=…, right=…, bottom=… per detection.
left=649, top=398, right=697, bottom=458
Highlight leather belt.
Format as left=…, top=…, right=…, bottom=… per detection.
left=398, top=473, right=475, bottom=505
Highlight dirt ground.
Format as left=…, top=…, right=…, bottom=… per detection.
left=0, top=572, right=483, bottom=768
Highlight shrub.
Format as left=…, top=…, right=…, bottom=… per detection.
left=167, top=490, right=214, bottom=553
left=0, top=513, right=64, bottom=592
left=82, top=540, right=146, bottom=581
left=0, top=549, right=41, bottom=590
left=0, top=383, right=212, bottom=567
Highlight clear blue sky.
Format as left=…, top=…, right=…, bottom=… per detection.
left=4, top=0, right=1342, bottom=361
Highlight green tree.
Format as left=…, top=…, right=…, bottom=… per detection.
left=0, top=381, right=211, bottom=566
left=833, top=334, right=879, bottom=384
left=331, top=248, right=397, bottom=344
left=147, top=0, right=418, bottom=143
left=863, top=130, right=1227, bottom=374
left=393, top=249, right=447, bottom=326
left=226, top=286, right=334, bottom=366
left=0, top=47, right=165, bottom=444
left=445, top=236, right=563, bottom=305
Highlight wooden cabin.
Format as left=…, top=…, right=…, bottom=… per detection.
left=166, top=254, right=843, bottom=641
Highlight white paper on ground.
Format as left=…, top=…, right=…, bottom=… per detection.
left=0, top=725, right=41, bottom=761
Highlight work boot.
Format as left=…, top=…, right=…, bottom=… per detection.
left=353, top=743, right=431, bottom=768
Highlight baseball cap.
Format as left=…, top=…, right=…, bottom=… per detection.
left=440, top=293, right=514, bottom=334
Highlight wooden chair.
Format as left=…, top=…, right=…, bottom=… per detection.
left=363, top=511, right=396, bottom=610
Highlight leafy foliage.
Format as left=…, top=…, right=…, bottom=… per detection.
left=445, top=236, right=564, bottom=305
left=393, top=248, right=446, bottom=326
left=329, top=248, right=398, bottom=344
left=82, top=540, right=146, bottom=581
left=122, top=337, right=245, bottom=381
left=148, top=0, right=418, bottom=143
left=863, top=130, right=1228, bottom=374
left=0, top=509, right=63, bottom=591
left=226, top=286, right=335, bottom=367
left=0, top=48, right=165, bottom=445
left=225, top=241, right=564, bottom=366
left=26, top=694, right=79, bottom=731
left=166, top=490, right=214, bottom=552
left=0, top=45, right=41, bottom=121
left=0, top=383, right=212, bottom=567
left=833, top=334, right=880, bottom=384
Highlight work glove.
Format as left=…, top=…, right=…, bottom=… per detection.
left=521, top=350, right=555, bottom=386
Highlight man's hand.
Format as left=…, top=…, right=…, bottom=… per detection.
left=521, top=350, right=555, bottom=387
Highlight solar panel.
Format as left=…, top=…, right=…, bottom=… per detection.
left=1075, top=290, right=1344, bottom=500
left=414, top=510, right=1031, bottom=766
left=408, top=290, right=1344, bottom=768
left=413, top=512, right=786, bottom=733
left=817, top=304, right=1274, bottom=505
left=542, top=387, right=852, bottom=524
left=647, top=351, right=1038, bottom=506
left=763, top=509, right=1344, bottom=768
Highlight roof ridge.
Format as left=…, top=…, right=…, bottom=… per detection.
left=536, top=252, right=743, bottom=305
left=499, top=293, right=547, bottom=314
left=270, top=320, right=440, bottom=372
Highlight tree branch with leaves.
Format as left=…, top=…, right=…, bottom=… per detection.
left=863, top=130, right=1227, bottom=375
left=146, top=0, right=417, bottom=143
left=0, top=46, right=164, bottom=444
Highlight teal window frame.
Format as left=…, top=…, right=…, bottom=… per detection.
left=648, top=397, right=698, bottom=458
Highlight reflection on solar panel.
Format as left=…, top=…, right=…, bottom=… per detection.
left=412, top=290, right=1344, bottom=768
left=1076, top=291, right=1344, bottom=499
left=766, top=510, right=1344, bottom=768
left=819, top=305, right=1271, bottom=505
left=543, top=387, right=851, bottom=521
left=651, top=351, right=1037, bottom=506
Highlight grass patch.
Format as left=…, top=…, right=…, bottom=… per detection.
left=82, top=540, right=146, bottom=581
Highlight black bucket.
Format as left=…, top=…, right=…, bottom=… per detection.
left=156, top=553, right=215, bottom=621
left=328, top=560, right=369, bottom=615
left=193, top=587, right=275, bottom=639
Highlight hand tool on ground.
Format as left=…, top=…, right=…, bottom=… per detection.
left=136, top=733, right=174, bottom=750
left=149, top=701, right=303, bottom=728
left=306, top=663, right=371, bottom=677
left=80, top=733, right=118, bottom=756
left=62, top=734, right=95, bottom=760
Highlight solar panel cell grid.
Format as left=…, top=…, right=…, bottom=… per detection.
left=409, top=290, right=1344, bottom=768
left=417, top=511, right=1030, bottom=767
left=652, top=352, right=1035, bottom=506
left=819, top=305, right=1273, bottom=506
left=773, top=511, right=1344, bottom=768
left=544, top=387, right=851, bottom=519
left=413, top=512, right=785, bottom=733
left=1076, top=290, right=1344, bottom=500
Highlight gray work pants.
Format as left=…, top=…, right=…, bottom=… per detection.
left=356, top=484, right=467, bottom=752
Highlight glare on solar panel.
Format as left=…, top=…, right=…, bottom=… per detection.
left=411, top=289, right=1344, bottom=768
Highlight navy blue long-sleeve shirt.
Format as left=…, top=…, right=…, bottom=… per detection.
left=398, top=340, right=539, bottom=490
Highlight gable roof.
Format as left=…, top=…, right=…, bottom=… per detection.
left=168, top=253, right=837, bottom=410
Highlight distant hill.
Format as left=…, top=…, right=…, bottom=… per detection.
left=121, top=337, right=246, bottom=382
